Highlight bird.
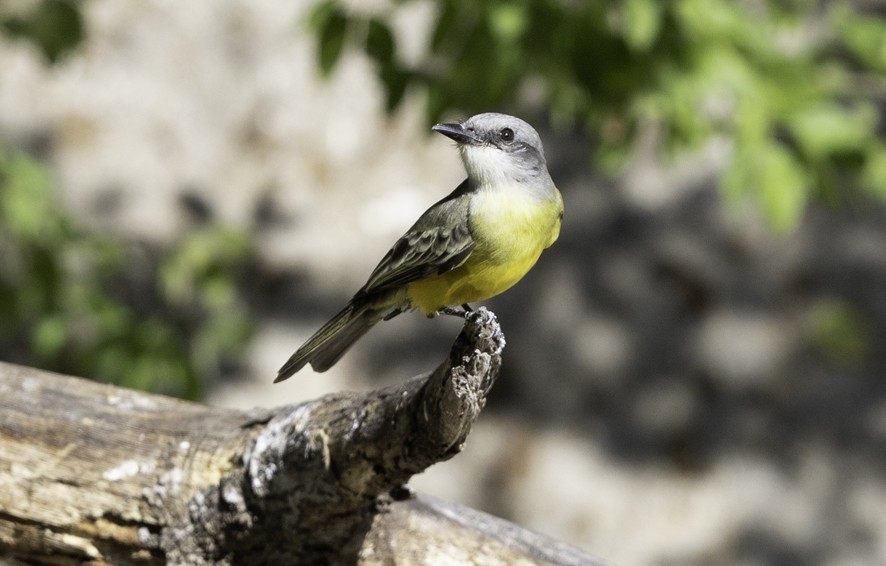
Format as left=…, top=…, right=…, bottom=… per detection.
left=275, top=112, right=563, bottom=382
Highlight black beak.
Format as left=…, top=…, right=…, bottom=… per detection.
left=432, top=122, right=482, bottom=145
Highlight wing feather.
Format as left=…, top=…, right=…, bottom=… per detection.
left=360, top=182, right=475, bottom=294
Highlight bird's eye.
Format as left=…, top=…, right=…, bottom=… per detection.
left=500, top=128, right=514, bottom=142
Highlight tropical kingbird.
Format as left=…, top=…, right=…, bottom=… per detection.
left=275, top=112, right=563, bottom=381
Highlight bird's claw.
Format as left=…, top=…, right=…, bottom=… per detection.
left=436, top=304, right=473, bottom=318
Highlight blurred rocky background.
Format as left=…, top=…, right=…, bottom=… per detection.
left=2, top=0, right=886, bottom=564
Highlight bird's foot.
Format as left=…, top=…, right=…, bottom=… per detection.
left=436, top=304, right=473, bottom=318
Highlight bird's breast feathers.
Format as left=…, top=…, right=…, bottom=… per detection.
left=468, top=184, right=563, bottom=262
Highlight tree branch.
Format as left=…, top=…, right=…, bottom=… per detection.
left=0, top=308, right=605, bottom=565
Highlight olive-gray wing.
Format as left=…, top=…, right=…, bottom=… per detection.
left=360, top=222, right=475, bottom=294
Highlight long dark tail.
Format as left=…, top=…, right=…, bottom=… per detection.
left=275, top=299, right=388, bottom=382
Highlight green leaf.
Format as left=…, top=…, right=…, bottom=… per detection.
left=788, top=102, right=875, bottom=161
left=306, top=0, right=337, bottom=31
left=807, top=298, right=870, bottom=365
left=837, top=10, right=886, bottom=73
left=488, top=4, right=527, bottom=45
left=33, top=314, right=66, bottom=359
left=624, top=0, right=662, bottom=51
left=366, top=18, right=395, bottom=68
left=309, top=1, right=347, bottom=76
left=430, top=0, right=459, bottom=52
left=1, top=0, right=84, bottom=63
left=0, top=150, right=63, bottom=241
left=380, top=65, right=409, bottom=112
left=365, top=17, right=409, bottom=111
left=723, top=141, right=810, bottom=231
left=758, top=144, right=809, bottom=232
left=861, top=144, right=886, bottom=197
left=675, top=0, right=760, bottom=48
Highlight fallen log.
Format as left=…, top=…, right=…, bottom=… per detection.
left=0, top=309, right=607, bottom=565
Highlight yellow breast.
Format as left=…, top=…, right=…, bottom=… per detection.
left=406, top=186, right=562, bottom=314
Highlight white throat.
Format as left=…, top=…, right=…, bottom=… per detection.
left=461, top=145, right=525, bottom=188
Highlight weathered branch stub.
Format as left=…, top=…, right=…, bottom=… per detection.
left=0, top=309, right=605, bottom=565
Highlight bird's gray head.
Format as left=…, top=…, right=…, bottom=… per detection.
left=432, top=113, right=552, bottom=192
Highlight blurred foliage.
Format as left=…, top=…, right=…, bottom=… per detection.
left=0, top=0, right=881, bottom=398
left=308, top=0, right=886, bottom=230
left=0, top=149, right=253, bottom=399
left=806, top=297, right=871, bottom=366
left=1, top=0, right=84, bottom=63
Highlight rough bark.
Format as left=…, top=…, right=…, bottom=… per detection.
left=0, top=308, right=607, bottom=565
